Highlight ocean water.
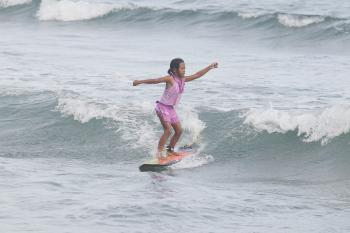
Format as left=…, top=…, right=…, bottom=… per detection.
left=1, top=0, right=350, bottom=232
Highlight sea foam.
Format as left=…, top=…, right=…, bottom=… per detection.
left=0, top=0, right=31, bottom=8
left=277, top=14, right=325, bottom=27
left=36, top=0, right=133, bottom=21
left=242, top=105, right=350, bottom=145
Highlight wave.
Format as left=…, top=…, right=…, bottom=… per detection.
left=2, top=89, right=350, bottom=149
left=242, top=105, right=350, bottom=145
left=0, top=0, right=31, bottom=8
left=0, top=88, right=205, bottom=158
left=1, top=89, right=350, bottom=167
left=2, top=0, right=345, bottom=26
left=236, top=10, right=337, bottom=28
left=53, top=91, right=206, bottom=154
left=1, top=0, right=350, bottom=41
left=277, top=14, right=325, bottom=28
left=35, top=0, right=341, bottom=26
left=35, top=0, right=205, bottom=22
left=36, top=0, right=118, bottom=21
left=34, top=0, right=348, bottom=30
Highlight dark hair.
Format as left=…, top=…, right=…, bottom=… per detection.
left=168, top=58, right=184, bottom=76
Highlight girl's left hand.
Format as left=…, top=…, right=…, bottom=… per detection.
left=210, top=62, right=218, bottom=69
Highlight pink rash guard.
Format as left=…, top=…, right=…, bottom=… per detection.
left=155, top=73, right=185, bottom=124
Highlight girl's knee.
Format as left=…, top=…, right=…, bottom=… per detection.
left=164, top=127, right=172, bottom=136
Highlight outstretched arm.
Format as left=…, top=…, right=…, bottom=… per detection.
left=133, top=75, right=171, bottom=86
left=185, top=62, right=218, bottom=82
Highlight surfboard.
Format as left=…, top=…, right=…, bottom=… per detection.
left=139, top=145, right=194, bottom=172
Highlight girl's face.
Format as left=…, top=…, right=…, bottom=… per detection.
left=177, top=62, right=186, bottom=78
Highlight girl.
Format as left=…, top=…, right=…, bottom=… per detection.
left=133, top=58, right=218, bottom=160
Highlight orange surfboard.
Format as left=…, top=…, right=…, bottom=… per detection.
left=139, top=150, right=193, bottom=172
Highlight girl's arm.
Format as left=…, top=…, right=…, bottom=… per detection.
left=185, top=62, right=218, bottom=82
left=133, top=75, right=171, bottom=86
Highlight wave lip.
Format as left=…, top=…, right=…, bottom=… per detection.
left=237, top=10, right=271, bottom=19
left=0, top=0, right=31, bottom=8
left=36, top=0, right=135, bottom=21
left=242, top=105, right=350, bottom=145
left=277, top=14, right=325, bottom=27
left=237, top=10, right=328, bottom=28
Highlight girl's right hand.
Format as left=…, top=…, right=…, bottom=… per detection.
left=133, top=80, right=140, bottom=86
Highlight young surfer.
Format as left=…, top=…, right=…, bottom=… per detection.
left=133, top=58, right=218, bottom=159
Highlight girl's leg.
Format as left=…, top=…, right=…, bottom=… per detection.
left=169, top=121, right=183, bottom=152
left=156, top=111, right=172, bottom=158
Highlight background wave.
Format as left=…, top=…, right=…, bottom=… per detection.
left=243, top=105, right=350, bottom=145
left=1, top=0, right=350, bottom=39
left=0, top=0, right=31, bottom=8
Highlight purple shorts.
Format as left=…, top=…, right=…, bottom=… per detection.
left=155, top=101, right=180, bottom=124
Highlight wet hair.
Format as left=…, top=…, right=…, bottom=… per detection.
left=167, top=58, right=184, bottom=76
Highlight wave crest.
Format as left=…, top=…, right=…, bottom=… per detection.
left=36, top=0, right=134, bottom=21
left=0, top=0, right=31, bottom=8
left=242, top=105, right=350, bottom=145
left=277, top=14, right=325, bottom=27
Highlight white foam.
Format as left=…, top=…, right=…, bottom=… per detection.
left=171, top=153, right=214, bottom=170
left=53, top=94, right=156, bottom=152
left=238, top=11, right=268, bottom=19
left=178, top=105, right=206, bottom=146
left=0, top=87, right=34, bottom=96
left=242, top=105, right=350, bottom=145
left=0, top=0, right=31, bottom=7
left=277, top=14, right=325, bottom=27
left=36, top=0, right=133, bottom=21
